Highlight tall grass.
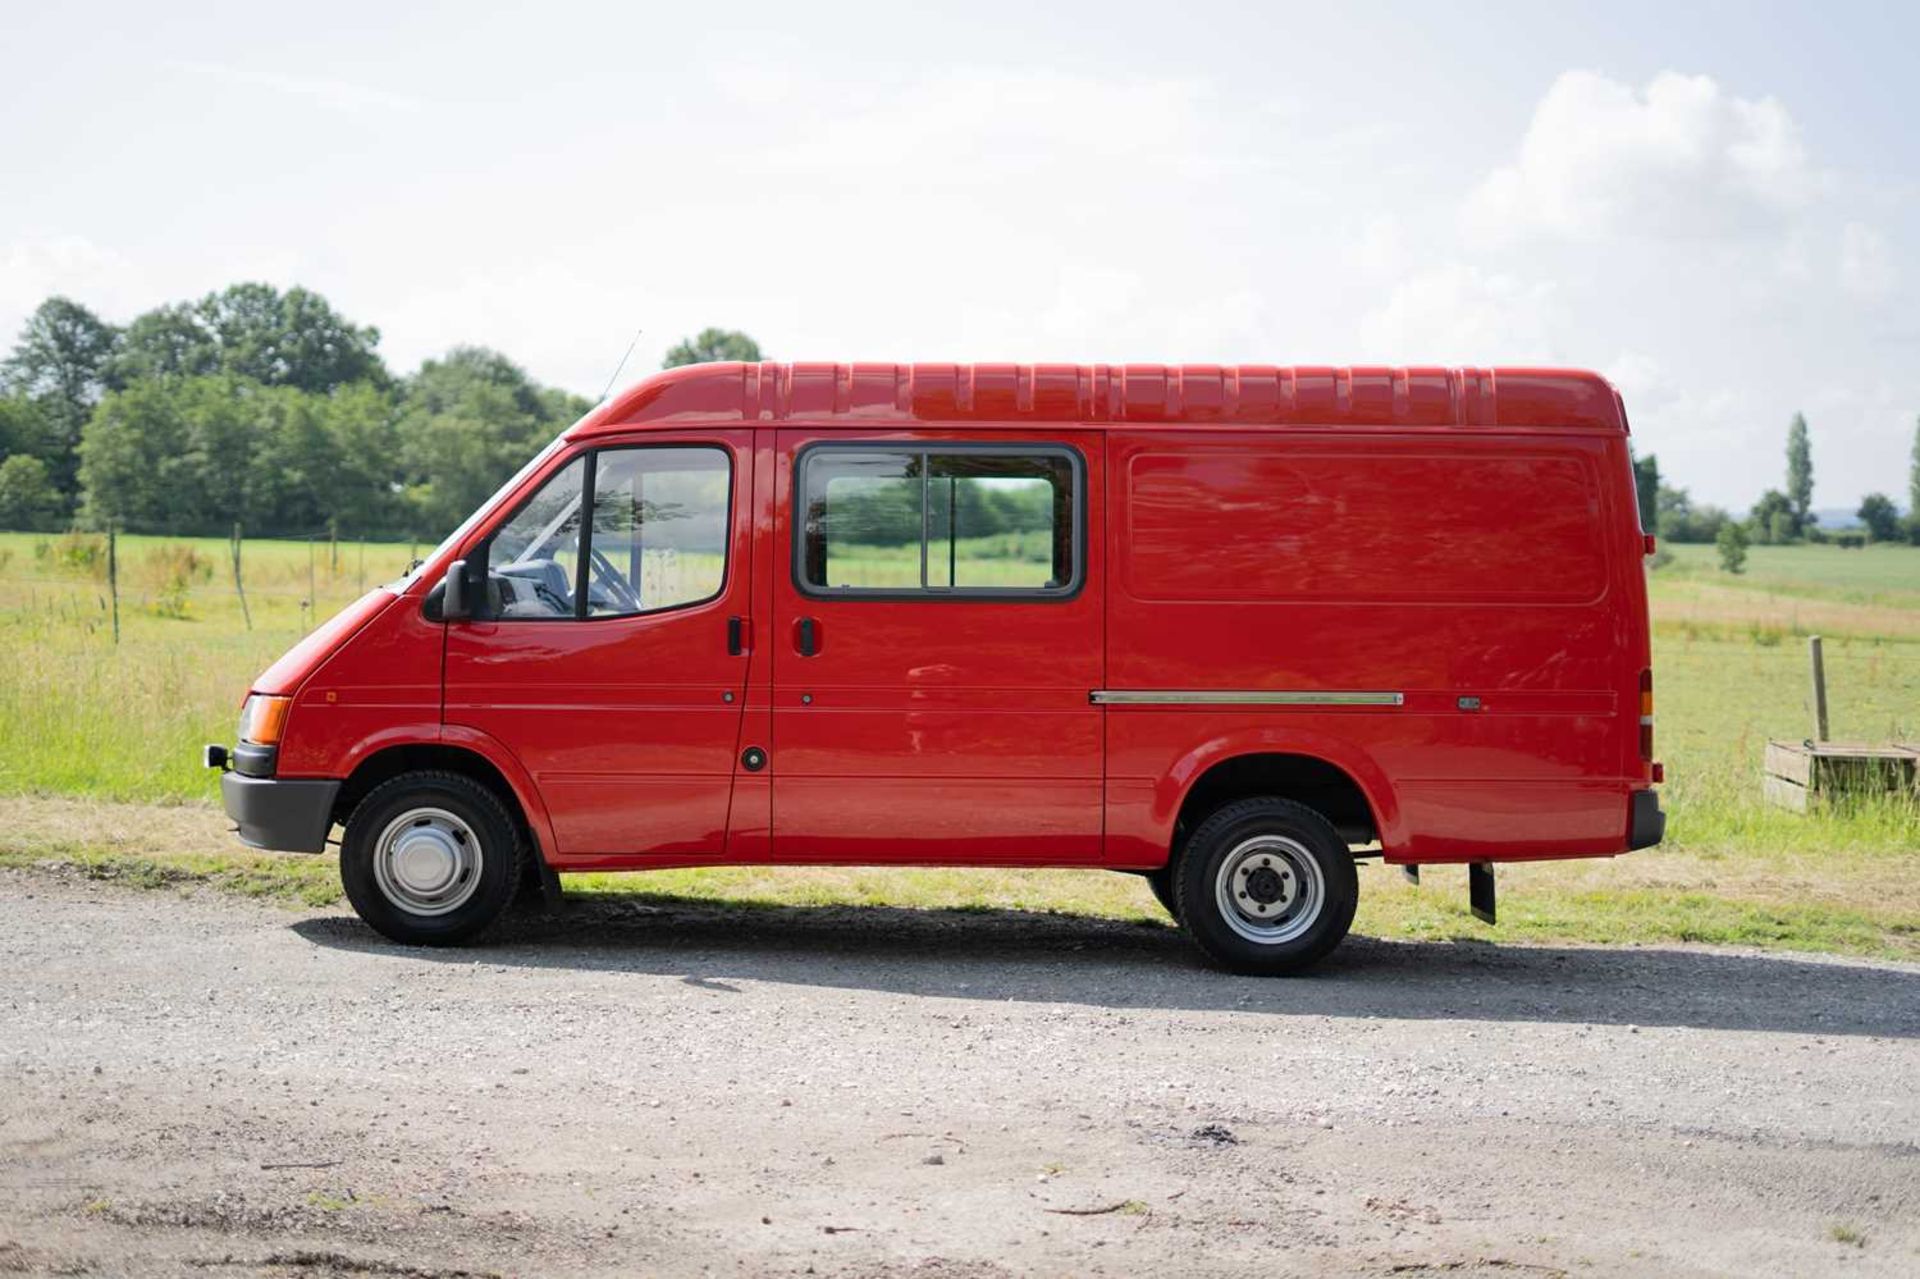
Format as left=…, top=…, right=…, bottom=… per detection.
left=0, top=530, right=418, bottom=801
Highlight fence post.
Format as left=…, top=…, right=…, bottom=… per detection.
left=329, top=518, right=339, bottom=576
left=1808, top=634, right=1829, bottom=743
left=230, top=521, right=252, bottom=631
left=107, top=522, right=119, bottom=645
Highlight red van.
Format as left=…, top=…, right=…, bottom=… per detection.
left=206, top=363, right=1663, bottom=974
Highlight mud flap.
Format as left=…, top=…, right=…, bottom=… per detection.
left=536, top=858, right=565, bottom=907
left=517, top=855, right=565, bottom=910
left=1401, top=863, right=1420, bottom=885
left=1469, top=862, right=1496, bottom=924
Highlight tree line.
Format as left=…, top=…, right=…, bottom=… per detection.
left=820, top=472, right=1057, bottom=546
left=3, top=288, right=1915, bottom=554
left=1632, top=408, right=1920, bottom=571
left=0, top=284, right=766, bottom=540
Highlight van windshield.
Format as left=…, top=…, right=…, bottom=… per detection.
left=392, top=433, right=569, bottom=588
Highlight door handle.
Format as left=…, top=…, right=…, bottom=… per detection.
left=795, top=616, right=820, bottom=657
left=727, top=615, right=745, bottom=656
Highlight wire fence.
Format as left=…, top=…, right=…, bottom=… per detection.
left=0, top=522, right=430, bottom=642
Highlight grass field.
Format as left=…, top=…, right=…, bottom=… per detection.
left=0, top=529, right=421, bottom=799
left=1, top=527, right=1915, bottom=957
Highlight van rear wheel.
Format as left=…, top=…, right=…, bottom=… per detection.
left=340, top=771, right=524, bottom=946
left=1173, top=797, right=1357, bottom=975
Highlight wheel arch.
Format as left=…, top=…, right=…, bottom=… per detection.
left=1163, top=729, right=1401, bottom=857
left=333, top=731, right=555, bottom=867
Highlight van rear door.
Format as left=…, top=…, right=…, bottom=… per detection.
left=767, top=429, right=1104, bottom=863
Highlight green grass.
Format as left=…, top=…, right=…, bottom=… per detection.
left=0, top=800, right=343, bottom=907
left=2, top=534, right=1917, bottom=957
left=1661, top=540, right=1920, bottom=602
left=0, top=529, right=419, bottom=800
left=1829, top=1223, right=1868, bottom=1248
left=819, top=532, right=1058, bottom=588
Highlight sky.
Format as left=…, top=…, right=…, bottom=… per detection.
left=2, top=0, right=1915, bottom=512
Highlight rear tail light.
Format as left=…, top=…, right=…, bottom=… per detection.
left=239, top=694, right=292, bottom=747
left=1638, top=669, right=1655, bottom=767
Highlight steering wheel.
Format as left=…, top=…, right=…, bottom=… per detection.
left=588, top=546, right=642, bottom=614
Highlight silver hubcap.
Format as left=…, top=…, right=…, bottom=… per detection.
left=1215, top=835, right=1324, bottom=944
left=372, top=807, right=483, bottom=916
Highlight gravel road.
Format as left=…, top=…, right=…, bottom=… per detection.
left=1, top=868, right=1916, bottom=1278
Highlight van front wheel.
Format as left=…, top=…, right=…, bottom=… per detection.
left=1173, top=798, right=1357, bottom=975
left=340, top=771, right=524, bottom=946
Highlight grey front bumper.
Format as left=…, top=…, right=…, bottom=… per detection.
left=221, top=771, right=340, bottom=854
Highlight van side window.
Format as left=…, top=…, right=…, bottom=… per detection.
left=798, top=447, right=1078, bottom=596
left=483, top=446, right=730, bottom=620
left=488, top=456, right=586, bottom=618
left=589, top=447, right=730, bottom=615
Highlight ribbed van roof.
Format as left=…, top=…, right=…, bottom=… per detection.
left=574, top=363, right=1628, bottom=435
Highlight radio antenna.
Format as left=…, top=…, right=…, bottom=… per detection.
left=597, top=326, right=644, bottom=403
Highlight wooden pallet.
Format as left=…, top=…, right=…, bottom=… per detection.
left=1762, top=740, right=1919, bottom=812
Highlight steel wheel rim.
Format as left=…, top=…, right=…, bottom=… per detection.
left=372, top=806, right=484, bottom=917
left=1215, top=835, right=1324, bottom=945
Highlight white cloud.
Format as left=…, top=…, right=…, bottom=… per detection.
left=759, top=69, right=1228, bottom=181
left=0, top=236, right=146, bottom=340
left=1356, top=264, right=1558, bottom=362
left=706, top=52, right=798, bottom=108
left=1627, top=383, right=1768, bottom=505
left=1, top=235, right=125, bottom=309
left=1604, top=351, right=1673, bottom=412
left=1463, top=71, right=1812, bottom=243
left=171, top=61, right=425, bottom=113
left=1351, top=215, right=1406, bottom=283
left=1837, top=221, right=1896, bottom=296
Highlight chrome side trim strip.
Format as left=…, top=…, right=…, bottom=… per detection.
left=1090, top=690, right=1406, bottom=707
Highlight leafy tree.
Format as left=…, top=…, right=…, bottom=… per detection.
left=247, top=382, right=403, bottom=537
left=1749, top=489, right=1794, bottom=544
left=311, top=382, right=406, bottom=536
left=1631, top=453, right=1659, bottom=531
left=112, top=283, right=385, bottom=393
left=1654, top=483, right=1727, bottom=543
left=1910, top=416, right=1920, bottom=544
left=662, top=328, right=764, bottom=368
left=0, top=393, right=50, bottom=460
left=397, top=347, right=589, bottom=537
left=1715, top=520, right=1749, bottom=574
left=1785, top=412, right=1813, bottom=536
left=79, top=376, right=255, bottom=534
left=1857, top=493, right=1901, bottom=542
left=80, top=374, right=408, bottom=537
left=0, top=454, right=60, bottom=530
left=111, top=303, right=218, bottom=383
left=1, top=297, right=120, bottom=503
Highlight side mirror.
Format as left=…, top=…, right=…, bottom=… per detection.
left=443, top=559, right=471, bottom=621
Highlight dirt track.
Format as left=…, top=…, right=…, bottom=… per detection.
left=1, top=868, right=1917, bottom=1277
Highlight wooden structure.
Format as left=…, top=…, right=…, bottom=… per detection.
left=1762, top=635, right=1919, bottom=811
left=1763, top=740, right=1918, bottom=811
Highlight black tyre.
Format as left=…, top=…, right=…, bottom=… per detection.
left=339, top=771, right=525, bottom=945
left=1172, top=797, right=1358, bottom=975
left=1144, top=865, right=1179, bottom=920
